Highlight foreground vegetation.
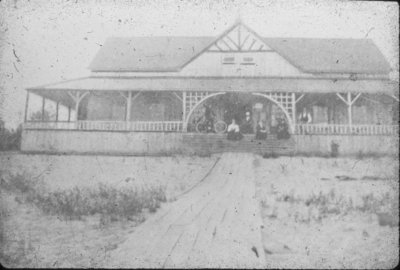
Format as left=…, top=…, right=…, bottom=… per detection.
left=0, top=120, right=22, bottom=151
left=254, top=156, right=398, bottom=268
left=1, top=172, right=167, bottom=222
left=260, top=188, right=398, bottom=225
left=0, top=172, right=168, bottom=267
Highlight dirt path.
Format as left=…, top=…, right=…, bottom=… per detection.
left=107, top=152, right=265, bottom=268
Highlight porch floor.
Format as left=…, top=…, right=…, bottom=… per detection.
left=107, top=152, right=266, bottom=268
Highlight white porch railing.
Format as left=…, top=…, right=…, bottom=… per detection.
left=24, top=121, right=184, bottom=132
left=23, top=122, right=399, bottom=135
left=295, top=124, right=399, bottom=136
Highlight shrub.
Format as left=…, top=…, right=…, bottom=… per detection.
left=2, top=173, right=167, bottom=223
left=0, top=121, right=22, bottom=151
left=272, top=188, right=395, bottom=223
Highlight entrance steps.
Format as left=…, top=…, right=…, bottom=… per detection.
left=182, top=133, right=295, bottom=155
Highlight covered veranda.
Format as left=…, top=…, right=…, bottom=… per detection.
left=23, top=76, right=399, bottom=136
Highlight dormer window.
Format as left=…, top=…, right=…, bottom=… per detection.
left=222, top=56, right=235, bottom=65
left=241, top=56, right=255, bottom=65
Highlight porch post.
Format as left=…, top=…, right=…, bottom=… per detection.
left=74, top=100, right=79, bottom=121
left=291, top=92, right=296, bottom=127
left=55, top=102, right=59, bottom=122
left=126, top=91, right=132, bottom=121
left=292, top=93, right=305, bottom=134
left=337, top=92, right=361, bottom=128
left=41, top=97, right=45, bottom=121
left=68, top=107, right=71, bottom=122
left=68, top=91, right=89, bottom=122
left=347, top=92, right=352, bottom=126
left=24, top=90, right=30, bottom=122
left=182, top=91, right=187, bottom=132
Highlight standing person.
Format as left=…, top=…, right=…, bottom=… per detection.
left=241, top=111, right=253, bottom=134
left=227, top=119, right=243, bottom=141
left=255, top=120, right=268, bottom=140
left=204, top=104, right=215, bottom=133
left=298, top=108, right=312, bottom=124
left=298, top=107, right=312, bottom=134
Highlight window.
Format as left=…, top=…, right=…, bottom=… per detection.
left=241, top=56, right=255, bottom=65
left=222, top=56, right=235, bottom=65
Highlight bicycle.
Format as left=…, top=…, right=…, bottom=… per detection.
left=195, top=118, right=227, bottom=134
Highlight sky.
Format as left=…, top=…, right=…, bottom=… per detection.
left=0, top=0, right=398, bottom=129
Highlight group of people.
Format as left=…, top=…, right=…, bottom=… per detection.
left=199, top=106, right=313, bottom=141
left=226, top=111, right=290, bottom=141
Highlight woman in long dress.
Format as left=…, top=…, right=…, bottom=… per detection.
left=227, top=119, right=243, bottom=141
left=255, top=120, right=268, bottom=140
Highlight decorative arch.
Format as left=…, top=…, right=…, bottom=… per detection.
left=252, top=92, right=294, bottom=132
left=184, top=92, right=226, bottom=128
left=183, top=91, right=296, bottom=133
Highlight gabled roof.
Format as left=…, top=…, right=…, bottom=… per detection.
left=89, top=23, right=392, bottom=75
left=89, top=37, right=215, bottom=72
left=263, top=38, right=391, bottom=74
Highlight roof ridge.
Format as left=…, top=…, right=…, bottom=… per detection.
left=104, top=36, right=375, bottom=40
left=262, top=37, right=374, bottom=40
left=106, top=36, right=215, bottom=39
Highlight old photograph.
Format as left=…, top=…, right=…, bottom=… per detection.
left=0, top=0, right=399, bottom=268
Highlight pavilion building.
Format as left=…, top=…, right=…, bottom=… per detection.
left=21, top=22, right=399, bottom=156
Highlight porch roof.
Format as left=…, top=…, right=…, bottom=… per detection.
left=28, top=76, right=397, bottom=94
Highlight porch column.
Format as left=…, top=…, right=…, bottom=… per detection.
left=182, top=91, right=187, bottom=132
left=68, top=107, right=71, bottom=122
left=291, top=93, right=296, bottom=126
left=24, top=90, right=30, bottom=122
left=74, top=99, right=79, bottom=121
left=293, top=94, right=305, bottom=122
left=41, top=97, right=45, bottom=121
left=55, top=102, right=59, bottom=122
left=292, top=93, right=305, bottom=133
left=336, top=92, right=361, bottom=127
left=347, top=92, right=352, bottom=126
left=126, top=91, right=132, bottom=121
left=119, top=91, right=141, bottom=123
left=67, top=91, right=89, bottom=122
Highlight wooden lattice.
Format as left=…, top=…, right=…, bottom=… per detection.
left=266, top=92, right=294, bottom=116
left=255, top=92, right=294, bottom=117
left=184, top=91, right=295, bottom=127
left=185, top=91, right=209, bottom=118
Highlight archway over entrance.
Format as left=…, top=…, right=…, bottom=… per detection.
left=185, top=92, right=292, bottom=133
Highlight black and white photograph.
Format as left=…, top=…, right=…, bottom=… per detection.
left=0, top=0, right=398, bottom=268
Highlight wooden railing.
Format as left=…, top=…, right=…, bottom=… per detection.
left=295, top=124, right=399, bottom=136
left=24, top=121, right=77, bottom=130
left=23, top=121, right=398, bottom=135
left=24, top=121, right=184, bottom=132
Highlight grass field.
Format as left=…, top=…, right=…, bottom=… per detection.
left=0, top=153, right=217, bottom=268
left=0, top=153, right=398, bottom=268
left=253, top=156, right=399, bottom=269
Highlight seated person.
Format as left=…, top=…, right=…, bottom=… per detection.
left=227, top=119, right=243, bottom=141
left=255, top=120, right=268, bottom=140
left=241, top=111, right=254, bottom=134
left=276, top=118, right=290, bottom=140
